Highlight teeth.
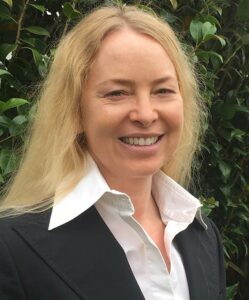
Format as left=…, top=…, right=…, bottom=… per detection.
left=121, top=136, right=159, bottom=146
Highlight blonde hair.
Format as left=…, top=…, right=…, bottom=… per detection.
left=0, top=5, right=206, bottom=216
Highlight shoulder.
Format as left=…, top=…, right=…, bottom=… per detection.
left=0, top=210, right=52, bottom=275
left=0, top=211, right=51, bottom=299
left=187, top=214, right=224, bottom=255
left=198, top=214, right=224, bottom=247
left=193, top=214, right=226, bottom=282
left=0, top=210, right=51, bottom=244
left=176, top=214, right=226, bottom=298
left=177, top=214, right=225, bottom=266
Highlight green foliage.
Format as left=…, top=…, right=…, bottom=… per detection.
left=0, top=0, right=248, bottom=298
left=227, top=282, right=239, bottom=300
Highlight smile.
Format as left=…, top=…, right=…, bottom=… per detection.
left=120, top=136, right=160, bottom=146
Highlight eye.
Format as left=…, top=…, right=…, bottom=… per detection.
left=105, top=90, right=128, bottom=98
left=155, top=88, right=175, bottom=95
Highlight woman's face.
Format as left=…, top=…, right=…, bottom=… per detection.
left=82, top=28, right=183, bottom=185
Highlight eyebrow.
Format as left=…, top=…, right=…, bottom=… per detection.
left=96, top=76, right=178, bottom=87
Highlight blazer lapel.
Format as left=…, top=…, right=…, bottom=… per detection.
left=13, top=206, right=145, bottom=300
left=175, top=219, right=212, bottom=300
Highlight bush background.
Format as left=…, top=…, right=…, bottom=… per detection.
left=0, top=0, right=248, bottom=299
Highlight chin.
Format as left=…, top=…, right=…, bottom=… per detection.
left=123, top=161, right=164, bottom=178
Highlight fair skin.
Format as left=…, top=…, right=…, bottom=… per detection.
left=82, top=27, right=184, bottom=271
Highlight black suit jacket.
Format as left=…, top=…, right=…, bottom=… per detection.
left=0, top=205, right=226, bottom=300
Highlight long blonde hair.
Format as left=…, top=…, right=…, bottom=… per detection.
left=0, top=5, right=206, bottom=216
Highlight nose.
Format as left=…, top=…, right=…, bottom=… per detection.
left=129, top=95, right=158, bottom=127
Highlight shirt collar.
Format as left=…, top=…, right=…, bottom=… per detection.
left=49, top=153, right=110, bottom=230
left=49, top=154, right=207, bottom=230
left=152, top=172, right=207, bottom=229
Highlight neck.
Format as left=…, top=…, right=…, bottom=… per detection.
left=102, top=172, right=160, bottom=223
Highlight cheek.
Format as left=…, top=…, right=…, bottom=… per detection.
left=86, top=104, right=128, bottom=132
left=165, top=100, right=184, bottom=130
left=83, top=107, right=117, bottom=141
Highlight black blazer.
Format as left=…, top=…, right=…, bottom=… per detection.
left=0, top=205, right=226, bottom=300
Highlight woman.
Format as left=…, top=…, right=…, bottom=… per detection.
left=0, top=5, right=226, bottom=300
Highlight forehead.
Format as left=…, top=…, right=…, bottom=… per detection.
left=88, top=27, right=178, bottom=82
left=98, top=27, right=168, bottom=60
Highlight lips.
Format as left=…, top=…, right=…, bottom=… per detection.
left=120, top=136, right=161, bottom=146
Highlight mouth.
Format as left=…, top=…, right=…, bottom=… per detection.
left=119, top=135, right=163, bottom=146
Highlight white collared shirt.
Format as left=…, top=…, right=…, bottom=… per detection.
left=49, top=154, right=206, bottom=300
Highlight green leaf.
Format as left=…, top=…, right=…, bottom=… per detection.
left=202, top=22, right=217, bottom=39
left=12, top=115, right=27, bottom=125
left=0, top=115, right=11, bottom=127
left=24, top=47, right=48, bottom=77
left=63, top=2, right=73, bottom=18
left=214, top=35, right=226, bottom=47
left=3, top=0, right=12, bottom=8
left=201, top=196, right=219, bottom=216
left=0, top=98, right=29, bottom=113
left=0, top=43, right=17, bottom=61
left=203, top=34, right=226, bottom=48
left=196, top=50, right=223, bottom=63
left=169, top=0, right=178, bottom=10
left=8, top=125, right=20, bottom=137
left=24, top=26, right=50, bottom=37
left=214, top=6, right=222, bottom=16
left=227, top=261, right=245, bottom=277
left=28, top=4, right=46, bottom=13
left=31, top=48, right=43, bottom=67
left=201, top=206, right=212, bottom=217
left=0, top=3, right=15, bottom=22
left=218, top=161, right=231, bottom=180
left=217, top=103, right=249, bottom=120
left=0, top=173, right=4, bottom=183
left=230, top=129, right=246, bottom=142
left=0, top=101, right=5, bottom=111
left=190, top=20, right=203, bottom=43
left=199, top=15, right=221, bottom=28
left=234, top=104, right=249, bottom=113
left=7, top=116, right=28, bottom=137
left=0, top=69, right=12, bottom=77
left=0, top=149, right=19, bottom=175
left=20, top=37, right=46, bottom=52
left=63, top=2, right=81, bottom=19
